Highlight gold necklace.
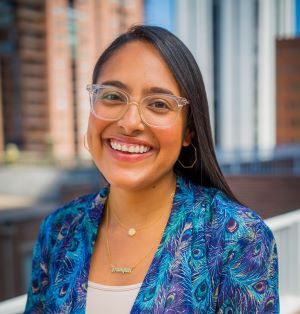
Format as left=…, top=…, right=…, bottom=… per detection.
left=105, top=187, right=176, bottom=274
left=105, top=204, right=161, bottom=274
left=109, top=189, right=175, bottom=237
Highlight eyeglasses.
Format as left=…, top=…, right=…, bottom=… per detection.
left=86, top=84, right=189, bottom=128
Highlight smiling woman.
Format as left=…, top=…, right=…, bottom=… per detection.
left=86, top=40, right=190, bottom=191
left=24, top=26, right=279, bottom=314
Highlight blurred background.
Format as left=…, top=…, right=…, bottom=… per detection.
left=0, top=0, right=299, bottom=313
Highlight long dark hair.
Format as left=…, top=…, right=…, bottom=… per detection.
left=92, top=25, right=238, bottom=202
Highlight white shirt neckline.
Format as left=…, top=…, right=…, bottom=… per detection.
left=88, top=280, right=142, bottom=292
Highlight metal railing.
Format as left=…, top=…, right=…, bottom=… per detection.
left=265, top=208, right=300, bottom=314
left=1, top=209, right=300, bottom=314
left=0, top=294, right=26, bottom=314
left=217, top=147, right=300, bottom=175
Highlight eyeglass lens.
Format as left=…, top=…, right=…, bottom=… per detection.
left=91, top=87, right=180, bottom=127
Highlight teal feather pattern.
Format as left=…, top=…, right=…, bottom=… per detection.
left=24, top=175, right=279, bottom=313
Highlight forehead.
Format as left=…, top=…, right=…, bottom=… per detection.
left=97, top=41, right=180, bottom=95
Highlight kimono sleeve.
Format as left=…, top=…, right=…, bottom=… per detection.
left=24, top=217, right=51, bottom=314
left=211, top=196, right=279, bottom=313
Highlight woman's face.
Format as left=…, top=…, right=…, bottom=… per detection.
left=87, top=41, right=191, bottom=190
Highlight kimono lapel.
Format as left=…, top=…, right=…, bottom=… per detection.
left=131, top=176, right=197, bottom=313
left=51, top=188, right=108, bottom=312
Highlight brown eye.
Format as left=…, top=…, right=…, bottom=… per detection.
left=146, top=97, right=174, bottom=112
left=150, top=101, right=169, bottom=110
left=101, top=92, right=124, bottom=102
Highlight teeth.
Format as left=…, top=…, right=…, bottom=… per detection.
left=110, top=140, right=150, bottom=154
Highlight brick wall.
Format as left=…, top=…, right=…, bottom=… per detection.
left=227, top=175, right=300, bottom=218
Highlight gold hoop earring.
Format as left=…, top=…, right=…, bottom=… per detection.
left=84, top=133, right=90, bottom=152
left=177, top=143, right=197, bottom=169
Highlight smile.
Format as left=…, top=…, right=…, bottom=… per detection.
left=109, top=140, right=151, bottom=154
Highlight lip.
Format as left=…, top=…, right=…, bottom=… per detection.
left=103, top=137, right=155, bottom=162
left=107, top=136, right=153, bottom=147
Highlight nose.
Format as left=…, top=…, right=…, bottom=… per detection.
left=117, top=102, right=145, bottom=133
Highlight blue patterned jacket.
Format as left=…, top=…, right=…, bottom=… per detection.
left=25, top=175, right=279, bottom=313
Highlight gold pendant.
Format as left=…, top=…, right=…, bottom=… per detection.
left=111, top=266, right=133, bottom=274
left=128, top=228, right=136, bottom=236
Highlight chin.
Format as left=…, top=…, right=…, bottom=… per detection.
left=100, top=167, right=175, bottom=191
left=106, top=177, right=150, bottom=191
left=100, top=169, right=150, bottom=190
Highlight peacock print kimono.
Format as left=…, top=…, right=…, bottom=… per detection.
left=25, top=175, right=279, bottom=313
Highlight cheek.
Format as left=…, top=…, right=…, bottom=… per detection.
left=86, top=115, right=108, bottom=149
left=155, top=125, right=185, bottom=157
left=87, top=114, right=100, bottom=133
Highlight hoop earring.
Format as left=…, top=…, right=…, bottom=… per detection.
left=177, top=143, right=197, bottom=169
left=84, top=133, right=90, bottom=152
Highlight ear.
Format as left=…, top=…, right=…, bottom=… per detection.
left=182, top=127, right=194, bottom=147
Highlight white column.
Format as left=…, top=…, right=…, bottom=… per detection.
left=218, top=0, right=257, bottom=162
left=218, top=0, right=237, bottom=161
left=257, top=0, right=276, bottom=158
left=194, top=0, right=214, bottom=134
left=174, top=0, right=190, bottom=41
left=174, top=0, right=214, bottom=133
left=278, top=0, right=295, bottom=37
left=238, top=0, right=256, bottom=159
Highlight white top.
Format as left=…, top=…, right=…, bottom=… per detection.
left=86, top=281, right=142, bottom=314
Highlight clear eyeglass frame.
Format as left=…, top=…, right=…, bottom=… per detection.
left=86, top=84, right=189, bottom=128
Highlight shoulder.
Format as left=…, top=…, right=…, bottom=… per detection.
left=43, top=193, right=95, bottom=229
left=199, top=189, right=278, bottom=311
left=205, top=193, right=278, bottom=312
left=176, top=175, right=274, bottom=243
left=181, top=177, right=276, bottom=260
left=208, top=190, right=274, bottom=245
left=202, top=189, right=278, bottom=284
left=39, top=186, right=108, bottom=242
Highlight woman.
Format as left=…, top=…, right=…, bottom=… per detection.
left=25, top=25, right=279, bottom=313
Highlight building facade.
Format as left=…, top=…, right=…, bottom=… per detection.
left=0, top=0, right=299, bottom=164
left=0, top=63, right=3, bottom=161
left=73, top=0, right=143, bottom=159
left=0, top=0, right=143, bottom=162
left=0, top=0, right=48, bottom=156
left=276, top=37, right=300, bottom=145
left=208, top=0, right=297, bottom=162
left=145, top=0, right=299, bottom=165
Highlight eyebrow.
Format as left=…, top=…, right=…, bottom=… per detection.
left=100, top=80, right=175, bottom=96
left=148, top=86, right=175, bottom=95
left=101, top=80, right=127, bottom=90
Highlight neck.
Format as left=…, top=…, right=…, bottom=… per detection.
left=108, top=173, right=176, bottom=226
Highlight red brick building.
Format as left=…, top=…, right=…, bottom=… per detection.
left=0, top=0, right=143, bottom=162
left=0, top=63, right=3, bottom=161
left=276, top=38, right=300, bottom=145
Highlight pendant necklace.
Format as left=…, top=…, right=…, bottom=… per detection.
left=105, top=203, right=161, bottom=274
left=109, top=189, right=175, bottom=237
left=105, top=186, right=176, bottom=274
